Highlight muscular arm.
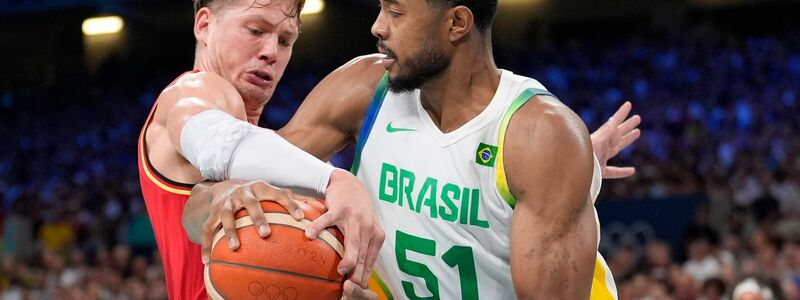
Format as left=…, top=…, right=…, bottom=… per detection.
left=183, top=55, right=385, bottom=242
left=155, top=70, right=337, bottom=198
left=182, top=55, right=388, bottom=286
left=505, top=96, right=598, bottom=299
left=278, top=54, right=386, bottom=161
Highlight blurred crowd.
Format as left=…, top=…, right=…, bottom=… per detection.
left=1, top=18, right=799, bottom=299
left=511, top=23, right=800, bottom=299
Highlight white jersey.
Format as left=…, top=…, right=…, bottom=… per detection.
left=352, top=70, right=618, bottom=300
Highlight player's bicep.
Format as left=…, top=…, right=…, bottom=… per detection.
left=504, top=97, right=597, bottom=299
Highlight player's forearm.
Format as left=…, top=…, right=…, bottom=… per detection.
left=512, top=253, right=595, bottom=298
left=182, top=181, right=214, bottom=244
left=179, top=109, right=336, bottom=198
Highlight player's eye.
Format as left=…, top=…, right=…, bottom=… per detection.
left=248, top=27, right=263, bottom=36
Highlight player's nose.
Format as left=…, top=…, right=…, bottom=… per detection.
left=371, top=13, right=388, bottom=40
left=257, top=36, right=279, bottom=65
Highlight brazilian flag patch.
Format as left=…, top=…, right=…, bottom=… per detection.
left=475, top=143, right=498, bottom=167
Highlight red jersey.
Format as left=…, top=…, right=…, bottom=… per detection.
left=137, top=71, right=207, bottom=300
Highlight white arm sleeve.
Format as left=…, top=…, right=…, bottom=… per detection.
left=180, top=109, right=335, bottom=197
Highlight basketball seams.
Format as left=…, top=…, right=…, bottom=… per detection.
left=208, top=260, right=343, bottom=283
left=206, top=210, right=346, bottom=299
left=204, top=262, right=226, bottom=300
left=210, top=212, right=345, bottom=258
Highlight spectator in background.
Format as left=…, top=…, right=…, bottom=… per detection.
left=618, top=273, right=671, bottom=300
left=781, top=238, right=800, bottom=295
left=670, top=267, right=700, bottom=300
left=701, top=278, right=727, bottom=300
left=771, top=169, right=800, bottom=217
left=609, top=244, right=639, bottom=282
left=732, top=276, right=782, bottom=300
left=683, top=225, right=728, bottom=284
left=39, top=212, right=75, bottom=255
left=644, top=240, right=673, bottom=281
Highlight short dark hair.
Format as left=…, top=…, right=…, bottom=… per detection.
left=193, top=0, right=306, bottom=20
left=427, top=0, right=498, bottom=32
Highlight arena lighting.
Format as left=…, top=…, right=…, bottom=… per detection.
left=301, top=0, right=324, bottom=15
left=82, top=16, right=124, bottom=36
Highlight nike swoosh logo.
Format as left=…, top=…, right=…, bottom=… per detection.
left=386, top=122, right=417, bottom=133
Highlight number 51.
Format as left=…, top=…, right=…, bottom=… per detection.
left=395, top=230, right=479, bottom=300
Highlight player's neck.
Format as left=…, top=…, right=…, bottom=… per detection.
left=419, top=47, right=500, bottom=133
left=193, top=51, right=215, bottom=74
left=243, top=103, right=264, bottom=125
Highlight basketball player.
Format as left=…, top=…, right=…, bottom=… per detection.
left=138, top=0, right=385, bottom=298
left=186, top=0, right=641, bottom=298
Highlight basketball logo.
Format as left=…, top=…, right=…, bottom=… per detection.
left=248, top=282, right=298, bottom=300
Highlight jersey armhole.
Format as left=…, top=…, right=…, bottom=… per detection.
left=494, top=88, right=556, bottom=209
left=350, top=72, right=390, bottom=175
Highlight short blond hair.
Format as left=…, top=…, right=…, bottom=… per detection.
left=193, top=0, right=305, bottom=20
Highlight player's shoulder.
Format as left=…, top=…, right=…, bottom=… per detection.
left=157, top=70, right=242, bottom=112
left=335, top=54, right=386, bottom=74
left=520, top=96, right=582, bottom=131
left=326, top=54, right=386, bottom=87
left=161, top=71, right=237, bottom=98
left=312, top=54, right=387, bottom=109
left=506, top=95, right=591, bottom=156
left=503, top=95, right=594, bottom=200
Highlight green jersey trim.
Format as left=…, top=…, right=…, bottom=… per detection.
left=495, top=88, right=555, bottom=209
left=351, top=72, right=390, bottom=175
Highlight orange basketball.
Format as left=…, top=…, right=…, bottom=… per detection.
left=204, top=201, right=345, bottom=300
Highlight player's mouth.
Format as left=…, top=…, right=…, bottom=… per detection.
left=377, top=42, right=397, bottom=70
left=245, top=70, right=274, bottom=88
left=380, top=55, right=396, bottom=70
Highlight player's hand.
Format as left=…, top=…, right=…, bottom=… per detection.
left=200, top=179, right=312, bottom=264
left=304, top=170, right=385, bottom=288
left=590, top=101, right=641, bottom=179
left=342, top=280, right=378, bottom=300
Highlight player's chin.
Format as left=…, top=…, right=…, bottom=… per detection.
left=238, top=85, right=273, bottom=103
left=386, top=65, right=403, bottom=79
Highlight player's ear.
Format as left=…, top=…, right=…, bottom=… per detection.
left=194, top=7, right=213, bottom=46
left=447, top=6, right=473, bottom=42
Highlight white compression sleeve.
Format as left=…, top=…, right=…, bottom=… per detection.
left=180, top=109, right=335, bottom=197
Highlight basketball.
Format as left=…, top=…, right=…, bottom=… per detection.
left=204, top=201, right=345, bottom=300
